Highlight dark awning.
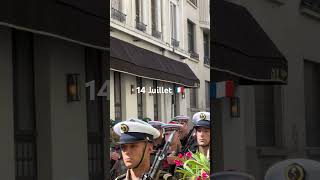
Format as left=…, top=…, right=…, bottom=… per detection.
left=212, top=0, right=288, bottom=84
left=0, top=0, right=108, bottom=50
left=110, top=37, right=200, bottom=87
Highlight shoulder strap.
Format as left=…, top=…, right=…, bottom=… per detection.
left=115, top=173, right=126, bottom=180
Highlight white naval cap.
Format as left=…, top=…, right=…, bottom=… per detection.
left=192, top=112, right=210, bottom=128
left=265, top=159, right=320, bottom=180
left=212, top=171, right=255, bottom=180
left=175, top=115, right=190, bottom=121
left=113, top=118, right=160, bottom=144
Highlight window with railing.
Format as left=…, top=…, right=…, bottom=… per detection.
left=205, top=81, right=210, bottom=109
left=151, top=0, right=162, bottom=38
left=153, top=81, right=160, bottom=120
left=85, top=48, right=105, bottom=180
left=255, top=85, right=282, bottom=147
left=170, top=2, right=179, bottom=47
left=137, top=77, right=144, bottom=119
left=188, top=20, right=195, bottom=52
left=136, top=0, right=147, bottom=31
left=13, top=30, right=37, bottom=180
left=304, top=60, right=320, bottom=147
left=190, top=88, right=198, bottom=108
left=203, top=32, right=210, bottom=65
left=188, top=0, right=197, bottom=7
left=301, top=0, right=320, bottom=13
left=111, top=0, right=126, bottom=23
left=172, top=84, right=180, bottom=117
left=114, top=72, right=122, bottom=120
left=188, top=20, right=199, bottom=59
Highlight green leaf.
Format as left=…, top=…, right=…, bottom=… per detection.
left=176, top=168, right=193, bottom=177
left=179, top=151, right=211, bottom=177
left=199, top=153, right=209, bottom=165
left=184, top=165, right=195, bottom=175
left=192, top=153, right=201, bottom=162
left=185, top=159, right=204, bottom=167
left=182, top=173, right=187, bottom=180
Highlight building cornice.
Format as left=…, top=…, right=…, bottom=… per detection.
left=111, top=20, right=190, bottom=59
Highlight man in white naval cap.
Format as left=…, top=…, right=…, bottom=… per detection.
left=113, top=118, right=175, bottom=180
left=174, top=115, right=196, bottom=153
left=265, top=158, right=320, bottom=180
left=192, top=112, right=211, bottom=159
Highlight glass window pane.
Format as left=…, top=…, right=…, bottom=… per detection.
left=153, top=81, right=159, bottom=120
left=13, top=30, right=37, bottom=180
left=13, top=31, right=35, bottom=131
left=114, top=72, right=122, bottom=120
left=205, top=81, right=210, bottom=108
left=255, top=86, right=276, bottom=147
left=188, top=21, right=194, bottom=52
left=190, top=88, right=197, bottom=108
left=137, top=77, right=143, bottom=119
left=305, top=61, right=320, bottom=147
left=170, top=3, right=177, bottom=39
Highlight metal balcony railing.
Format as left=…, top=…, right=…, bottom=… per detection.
left=171, top=38, right=180, bottom=48
left=111, top=8, right=126, bottom=23
left=189, top=50, right=199, bottom=60
left=189, top=0, right=197, bottom=7
left=152, top=28, right=162, bottom=39
left=15, top=134, right=37, bottom=179
left=204, top=56, right=210, bottom=66
left=136, top=19, right=147, bottom=32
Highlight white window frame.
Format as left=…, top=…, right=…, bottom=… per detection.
left=170, top=0, right=179, bottom=41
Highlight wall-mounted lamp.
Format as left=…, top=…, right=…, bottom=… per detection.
left=66, top=74, right=80, bottom=102
left=182, top=92, right=185, bottom=99
left=131, top=85, right=136, bottom=94
left=230, top=97, right=240, bottom=118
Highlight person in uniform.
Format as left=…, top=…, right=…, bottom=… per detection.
left=148, top=120, right=166, bottom=150
left=161, top=122, right=183, bottom=176
left=162, top=121, right=183, bottom=155
left=192, top=112, right=210, bottom=159
left=110, top=119, right=125, bottom=179
left=175, top=115, right=196, bottom=153
left=113, top=118, right=175, bottom=180
left=264, top=158, right=320, bottom=180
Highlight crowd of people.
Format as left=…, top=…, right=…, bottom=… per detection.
left=109, top=112, right=211, bottom=180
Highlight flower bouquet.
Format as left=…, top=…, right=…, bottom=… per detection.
left=174, top=151, right=210, bottom=180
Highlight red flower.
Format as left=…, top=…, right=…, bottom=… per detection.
left=174, top=159, right=184, bottom=167
left=196, top=176, right=201, bottom=180
left=178, top=153, right=183, bottom=159
left=201, top=171, right=209, bottom=179
left=185, top=152, right=193, bottom=159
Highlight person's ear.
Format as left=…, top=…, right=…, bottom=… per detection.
left=147, top=143, right=153, bottom=153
